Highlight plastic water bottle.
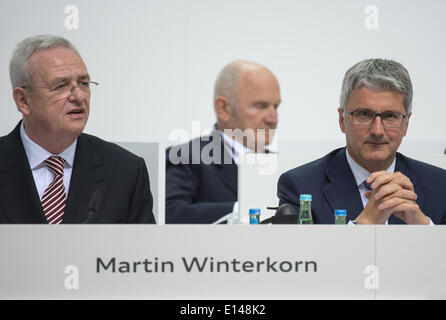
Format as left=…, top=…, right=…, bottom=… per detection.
left=334, top=209, right=347, bottom=224
left=298, top=194, right=313, bottom=224
left=249, top=208, right=261, bottom=224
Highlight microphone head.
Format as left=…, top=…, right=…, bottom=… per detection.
left=275, top=203, right=297, bottom=216
left=271, top=203, right=298, bottom=224
left=88, top=191, right=102, bottom=212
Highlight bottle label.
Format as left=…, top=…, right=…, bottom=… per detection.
left=335, top=217, right=346, bottom=225
left=299, top=218, right=313, bottom=224
left=249, top=214, right=260, bottom=224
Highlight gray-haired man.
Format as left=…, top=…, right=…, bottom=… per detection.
left=278, top=58, right=446, bottom=225
left=0, top=34, right=155, bottom=224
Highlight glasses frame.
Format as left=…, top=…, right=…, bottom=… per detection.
left=22, top=81, right=99, bottom=94
left=345, top=109, right=407, bottom=128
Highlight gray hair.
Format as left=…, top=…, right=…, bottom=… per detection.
left=9, top=34, right=80, bottom=88
left=340, top=58, right=413, bottom=114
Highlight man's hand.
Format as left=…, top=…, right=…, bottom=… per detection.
left=355, top=171, right=430, bottom=225
left=355, top=181, right=391, bottom=224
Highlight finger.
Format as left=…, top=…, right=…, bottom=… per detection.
left=378, top=198, right=419, bottom=211
left=378, top=197, right=407, bottom=211
left=368, top=172, right=393, bottom=187
left=372, top=172, right=414, bottom=191
left=373, top=183, right=403, bottom=200
left=366, top=171, right=388, bottom=184
left=380, top=189, right=418, bottom=203
left=389, top=172, right=414, bottom=190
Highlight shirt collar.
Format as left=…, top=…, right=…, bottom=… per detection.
left=220, top=130, right=252, bottom=154
left=345, top=148, right=396, bottom=186
left=20, top=122, right=77, bottom=169
left=218, top=129, right=258, bottom=165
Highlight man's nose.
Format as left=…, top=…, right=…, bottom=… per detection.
left=67, top=85, right=86, bottom=103
left=265, top=105, right=278, bottom=125
left=369, top=115, right=385, bottom=136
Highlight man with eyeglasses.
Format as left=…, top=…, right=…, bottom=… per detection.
left=0, top=35, right=155, bottom=224
left=278, top=58, right=446, bottom=225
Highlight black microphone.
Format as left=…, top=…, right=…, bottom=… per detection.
left=83, top=191, right=101, bottom=224
left=260, top=203, right=299, bottom=224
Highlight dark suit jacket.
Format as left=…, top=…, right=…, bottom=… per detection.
left=277, top=147, right=446, bottom=224
left=165, top=130, right=237, bottom=223
left=0, top=122, right=155, bottom=223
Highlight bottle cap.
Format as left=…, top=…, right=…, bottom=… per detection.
left=299, top=194, right=312, bottom=201
left=335, top=209, right=347, bottom=216
left=249, top=208, right=261, bottom=215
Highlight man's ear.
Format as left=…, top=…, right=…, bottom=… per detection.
left=13, top=87, right=31, bottom=116
left=338, top=107, right=346, bottom=133
left=214, top=96, right=231, bottom=122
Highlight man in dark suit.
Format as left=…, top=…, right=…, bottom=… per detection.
left=278, top=58, right=446, bottom=225
left=166, top=60, right=281, bottom=223
left=0, top=35, right=155, bottom=224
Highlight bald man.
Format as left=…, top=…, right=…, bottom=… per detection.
left=166, top=60, right=281, bottom=223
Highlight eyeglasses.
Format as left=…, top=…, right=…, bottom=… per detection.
left=23, top=81, right=99, bottom=96
left=346, top=109, right=407, bottom=128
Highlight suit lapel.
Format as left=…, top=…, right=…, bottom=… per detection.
left=63, top=134, right=107, bottom=223
left=322, top=148, right=364, bottom=222
left=0, top=122, right=45, bottom=223
left=215, top=161, right=237, bottom=196
left=209, top=131, right=237, bottom=196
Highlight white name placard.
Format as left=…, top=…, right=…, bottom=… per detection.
left=0, top=225, right=444, bottom=299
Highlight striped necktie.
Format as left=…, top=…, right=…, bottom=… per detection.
left=41, top=156, right=66, bottom=224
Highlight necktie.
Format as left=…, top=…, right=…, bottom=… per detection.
left=362, top=180, right=373, bottom=191
left=41, top=156, right=66, bottom=224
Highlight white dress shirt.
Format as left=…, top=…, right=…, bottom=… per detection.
left=220, top=130, right=255, bottom=165
left=219, top=130, right=258, bottom=217
left=20, top=122, right=77, bottom=200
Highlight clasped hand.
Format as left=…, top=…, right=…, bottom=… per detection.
left=355, top=171, right=430, bottom=225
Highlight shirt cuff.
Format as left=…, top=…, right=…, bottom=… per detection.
left=232, top=201, right=239, bottom=214
left=348, top=218, right=435, bottom=225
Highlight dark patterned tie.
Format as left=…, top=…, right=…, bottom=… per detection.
left=362, top=180, right=373, bottom=191
left=41, top=156, right=66, bottom=224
